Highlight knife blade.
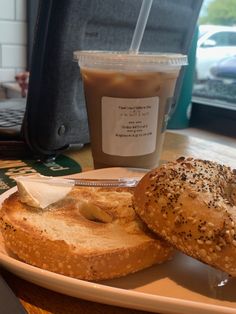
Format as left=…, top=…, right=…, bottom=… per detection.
left=67, top=177, right=140, bottom=187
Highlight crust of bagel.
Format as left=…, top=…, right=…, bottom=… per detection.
left=133, top=157, right=236, bottom=276
left=0, top=187, right=173, bottom=281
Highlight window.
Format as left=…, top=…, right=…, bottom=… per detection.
left=192, top=1, right=236, bottom=111
left=190, top=0, right=236, bottom=135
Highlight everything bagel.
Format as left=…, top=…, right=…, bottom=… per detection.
left=133, top=157, right=236, bottom=276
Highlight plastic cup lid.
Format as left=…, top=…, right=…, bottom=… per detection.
left=74, top=50, right=188, bottom=71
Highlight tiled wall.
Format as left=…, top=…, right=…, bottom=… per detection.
left=0, top=0, right=27, bottom=83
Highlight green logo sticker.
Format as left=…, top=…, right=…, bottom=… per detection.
left=0, top=155, right=81, bottom=195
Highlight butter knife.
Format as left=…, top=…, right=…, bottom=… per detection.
left=15, top=176, right=140, bottom=188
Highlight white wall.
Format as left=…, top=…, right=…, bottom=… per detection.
left=0, top=0, right=27, bottom=83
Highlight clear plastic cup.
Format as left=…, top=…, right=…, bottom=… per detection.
left=74, top=51, right=187, bottom=169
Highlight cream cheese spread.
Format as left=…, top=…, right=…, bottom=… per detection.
left=15, top=176, right=73, bottom=209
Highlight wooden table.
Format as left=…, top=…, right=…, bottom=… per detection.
left=2, top=131, right=236, bottom=314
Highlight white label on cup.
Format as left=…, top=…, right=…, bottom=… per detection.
left=102, top=96, right=159, bottom=156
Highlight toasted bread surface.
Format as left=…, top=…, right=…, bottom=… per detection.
left=0, top=186, right=173, bottom=281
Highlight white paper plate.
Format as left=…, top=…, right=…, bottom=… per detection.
left=0, top=167, right=236, bottom=314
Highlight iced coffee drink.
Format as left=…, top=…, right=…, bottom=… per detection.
left=74, top=51, right=187, bottom=169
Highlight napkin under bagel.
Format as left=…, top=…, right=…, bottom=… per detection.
left=133, top=157, right=236, bottom=276
left=0, top=186, right=173, bottom=281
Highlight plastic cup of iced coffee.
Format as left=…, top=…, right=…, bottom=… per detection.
left=74, top=51, right=187, bottom=169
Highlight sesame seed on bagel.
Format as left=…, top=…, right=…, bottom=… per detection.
left=133, top=157, right=236, bottom=276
